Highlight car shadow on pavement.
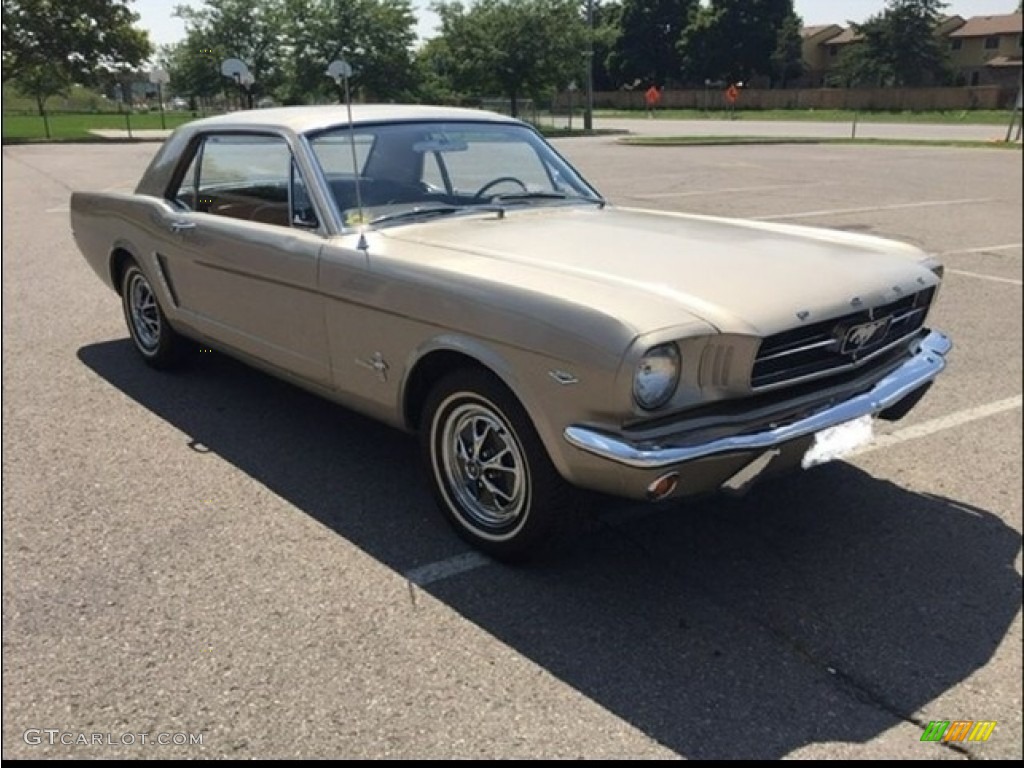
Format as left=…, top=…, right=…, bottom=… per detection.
left=79, top=341, right=1022, bottom=759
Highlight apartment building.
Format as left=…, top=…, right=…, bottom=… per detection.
left=800, top=12, right=1022, bottom=88
left=948, top=13, right=1023, bottom=87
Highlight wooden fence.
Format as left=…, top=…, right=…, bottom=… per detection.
left=557, top=86, right=1016, bottom=112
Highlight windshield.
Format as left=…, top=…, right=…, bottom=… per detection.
left=309, top=121, right=602, bottom=230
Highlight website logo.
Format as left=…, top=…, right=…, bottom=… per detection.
left=920, top=720, right=996, bottom=743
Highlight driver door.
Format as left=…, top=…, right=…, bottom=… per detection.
left=157, top=133, right=331, bottom=386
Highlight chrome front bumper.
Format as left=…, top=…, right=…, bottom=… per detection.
left=564, top=330, right=951, bottom=471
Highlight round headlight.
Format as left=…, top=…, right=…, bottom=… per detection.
left=633, top=343, right=680, bottom=410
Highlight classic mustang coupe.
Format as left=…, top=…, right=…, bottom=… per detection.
left=71, top=105, right=951, bottom=560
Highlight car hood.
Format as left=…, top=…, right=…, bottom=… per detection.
left=380, top=205, right=940, bottom=337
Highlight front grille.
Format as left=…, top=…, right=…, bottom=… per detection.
left=751, top=287, right=935, bottom=390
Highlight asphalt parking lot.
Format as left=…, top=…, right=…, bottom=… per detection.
left=2, top=136, right=1021, bottom=759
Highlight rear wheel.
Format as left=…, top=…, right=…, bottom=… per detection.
left=120, top=261, right=186, bottom=369
left=421, top=369, right=574, bottom=561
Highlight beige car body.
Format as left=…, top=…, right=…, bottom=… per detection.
left=70, top=105, right=950, bottom=503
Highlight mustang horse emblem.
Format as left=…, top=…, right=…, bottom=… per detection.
left=842, top=317, right=892, bottom=354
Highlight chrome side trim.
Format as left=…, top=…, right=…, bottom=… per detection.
left=564, top=330, right=951, bottom=470
left=549, top=369, right=579, bottom=385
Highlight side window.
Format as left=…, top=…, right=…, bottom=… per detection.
left=168, top=134, right=320, bottom=231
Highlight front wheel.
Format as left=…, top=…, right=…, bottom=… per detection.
left=421, top=369, right=573, bottom=561
left=120, top=261, right=186, bottom=369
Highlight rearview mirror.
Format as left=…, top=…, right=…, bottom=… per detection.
left=413, top=139, right=469, bottom=153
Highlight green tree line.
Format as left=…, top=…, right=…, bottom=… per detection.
left=3, top=0, right=1009, bottom=118
left=2, top=0, right=153, bottom=114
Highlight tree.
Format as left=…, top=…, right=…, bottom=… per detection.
left=2, top=0, right=152, bottom=116
left=171, top=0, right=418, bottom=106
left=432, top=0, right=587, bottom=117
left=414, top=36, right=464, bottom=104
left=833, top=0, right=952, bottom=87
left=678, top=5, right=724, bottom=85
left=173, top=0, right=288, bottom=104
left=679, top=0, right=800, bottom=85
left=5, top=64, right=69, bottom=126
left=159, top=39, right=223, bottom=108
left=282, top=0, right=418, bottom=104
left=770, top=12, right=804, bottom=87
left=606, top=0, right=696, bottom=87
left=589, top=0, right=622, bottom=92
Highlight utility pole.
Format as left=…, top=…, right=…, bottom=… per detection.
left=584, top=0, right=594, bottom=131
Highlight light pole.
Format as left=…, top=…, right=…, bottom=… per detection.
left=584, top=0, right=594, bottom=131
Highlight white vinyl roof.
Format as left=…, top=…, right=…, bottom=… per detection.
left=185, top=104, right=522, bottom=135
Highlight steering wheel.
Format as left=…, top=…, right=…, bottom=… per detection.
left=473, top=176, right=528, bottom=199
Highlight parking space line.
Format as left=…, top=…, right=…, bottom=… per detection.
left=405, top=396, right=1023, bottom=588
left=753, top=197, right=996, bottom=221
left=939, top=243, right=1022, bottom=257
left=405, top=552, right=493, bottom=586
left=629, top=182, right=832, bottom=200
left=946, top=269, right=1022, bottom=286
left=856, top=395, right=1022, bottom=456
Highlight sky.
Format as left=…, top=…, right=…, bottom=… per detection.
left=134, top=0, right=1020, bottom=49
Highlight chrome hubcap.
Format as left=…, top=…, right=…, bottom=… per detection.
left=440, top=402, right=528, bottom=531
left=128, top=272, right=160, bottom=351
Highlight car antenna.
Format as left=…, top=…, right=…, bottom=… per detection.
left=328, top=59, right=367, bottom=250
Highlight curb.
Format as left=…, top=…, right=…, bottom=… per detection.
left=2, top=136, right=168, bottom=146
left=617, top=136, right=1023, bottom=149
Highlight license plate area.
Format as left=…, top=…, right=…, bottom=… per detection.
left=802, top=415, right=875, bottom=469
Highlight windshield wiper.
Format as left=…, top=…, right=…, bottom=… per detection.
left=491, top=191, right=605, bottom=207
left=493, top=191, right=568, bottom=202
left=369, top=205, right=463, bottom=226
left=370, top=203, right=509, bottom=227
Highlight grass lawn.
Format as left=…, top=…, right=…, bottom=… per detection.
left=2, top=112, right=197, bottom=141
left=596, top=108, right=1012, bottom=125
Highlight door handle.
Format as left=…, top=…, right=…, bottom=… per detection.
left=169, top=220, right=197, bottom=234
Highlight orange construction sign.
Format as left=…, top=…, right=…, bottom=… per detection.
left=725, top=84, right=740, bottom=104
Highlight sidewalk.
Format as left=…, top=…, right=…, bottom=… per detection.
left=552, top=116, right=1016, bottom=142
left=88, top=128, right=174, bottom=140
